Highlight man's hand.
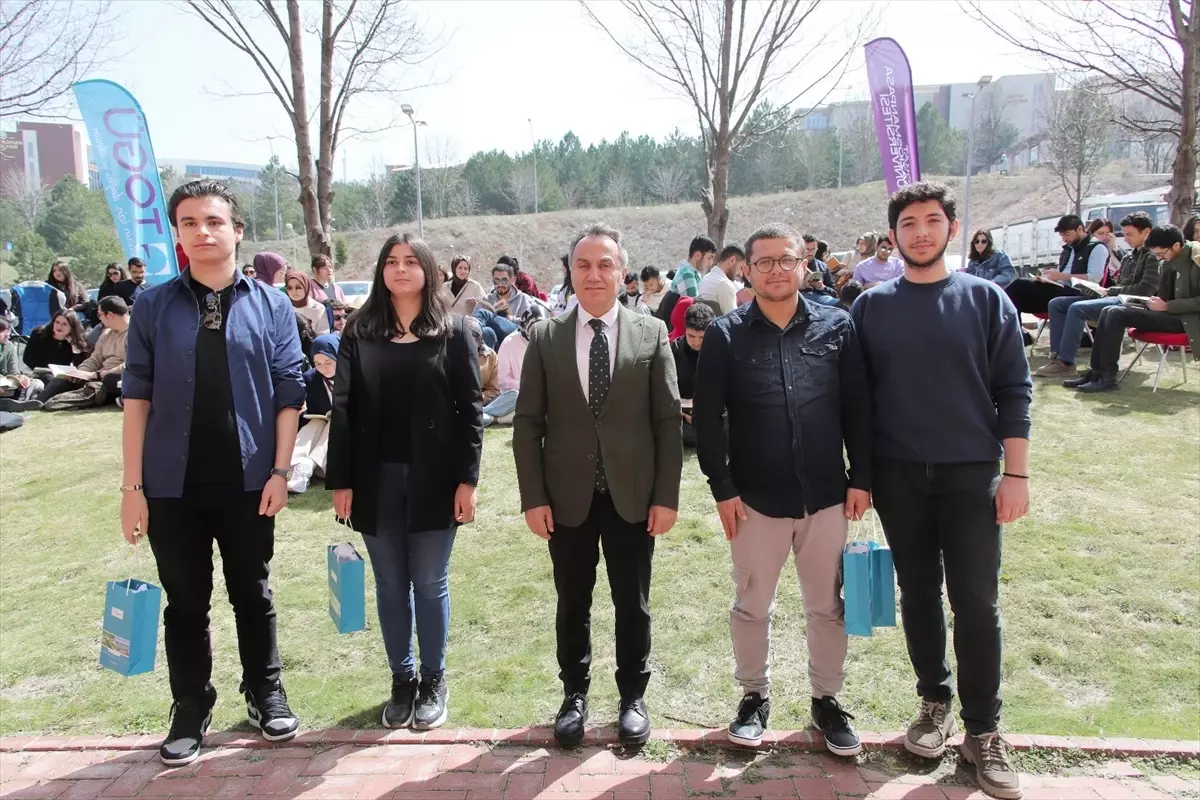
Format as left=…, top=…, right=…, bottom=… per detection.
left=333, top=488, right=353, bottom=520
left=120, top=490, right=149, bottom=544
left=995, top=475, right=1029, bottom=524
left=16, top=375, right=30, bottom=390
left=717, top=496, right=748, bottom=540
left=1043, top=269, right=1068, bottom=282
left=681, top=411, right=692, bottom=425
left=845, top=488, right=872, bottom=521
left=1147, top=296, right=1169, bottom=312
left=647, top=505, right=677, bottom=536
left=454, top=483, right=477, bottom=524
left=494, top=296, right=509, bottom=314
left=259, top=475, right=288, bottom=517
left=525, top=505, right=555, bottom=540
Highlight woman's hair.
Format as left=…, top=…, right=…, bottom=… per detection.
left=814, top=241, right=830, bottom=262
left=497, top=254, right=519, bottom=273
left=969, top=229, right=995, bottom=262
left=839, top=281, right=864, bottom=308
left=1087, top=217, right=1113, bottom=236
left=42, top=309, right=87, bottom=351
left=344, top=233, right=450, bottom=341
left=450, top=255, right=470, bottom=272
left=1183, top=215, right=1200, bottom=242
left=284, top=270, right=310, bottom=306
left=47, top=262, right=76, bottom=287
left=105, top=263, right=129, bottom=282
left=859, top=232, right=878, bottom=252
left=311, top=254, right=333, bottom=271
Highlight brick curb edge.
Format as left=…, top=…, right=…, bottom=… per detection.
left=2, top=729, right=1197, bottom=759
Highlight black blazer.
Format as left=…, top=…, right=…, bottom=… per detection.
left=326, top=314, right=483, bottom=535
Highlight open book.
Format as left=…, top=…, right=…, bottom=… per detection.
left=304, top=412, right=331, bottom=422
left=1118, top=295, right=1152, bottom=309
left=48, top=364, right=88, bottom=379
left=680, top=398, right=693, bottom=411
left=1070, top=278, right=1107, bottom=299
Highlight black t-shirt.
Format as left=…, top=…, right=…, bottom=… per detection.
left=378, top=340, right=419, bottom=464
left=184, top=279, right=244, bottom=492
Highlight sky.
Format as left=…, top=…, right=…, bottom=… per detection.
left=18, top=0, right=1048, bottom=181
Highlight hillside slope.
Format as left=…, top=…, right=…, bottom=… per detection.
left=241, top=166, right=1167, bottom=288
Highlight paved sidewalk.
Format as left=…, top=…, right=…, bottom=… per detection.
left=1, top=731, right=1198, bottom=800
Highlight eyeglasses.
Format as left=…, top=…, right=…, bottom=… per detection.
left=751, top=256, right=801, bottom=273
left=202, top=292, right=222, bottom=331
left=245, top=269, right=257, bottom=277
left=333, top=314, right=347, bottom=322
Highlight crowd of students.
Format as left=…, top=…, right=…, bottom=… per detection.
left=3, top=173, right=1196, bottom=800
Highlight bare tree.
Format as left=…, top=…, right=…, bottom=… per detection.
left=559, top=181, right=584, bottom=210
left=0, top=169, right=47, bottom=229
left=1044, top=84, right=1115, bottom=214
left=602, top=170, right=635, bottom=207
left=448, top=182, right=477, bottom=218
left=583, top=0, right=874, bottom=245
left=363, top=157, right=391, bottom=229
left=0, top=0, right=117, bottom=118
left=425, top=135, right=462, bottom=219
left=972, top=92, right=1020, bottom=172
left=649, top=161, right=690, bottom=203
left=180, top=0, right=434, bottom=257
left=838, top=104, right=881, bottom=185
left=962, top=0, right=1199, bottom=224
left=505, top=165, right=536, bottom=214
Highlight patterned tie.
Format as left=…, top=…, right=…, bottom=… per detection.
left=588, top=318, right=611, bottom=493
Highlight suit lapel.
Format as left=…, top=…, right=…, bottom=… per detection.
left=601, top=307, right=644, bottom=416
left=553, top=308, right=590, bottom=412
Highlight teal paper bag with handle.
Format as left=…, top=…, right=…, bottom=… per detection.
left=328, top=542, right=365, bottom=633
left=99, top=578, right=162, bottom=676
left=843, top=513, right=897, bottom=637
left=869, top=544, right=897, bottom=629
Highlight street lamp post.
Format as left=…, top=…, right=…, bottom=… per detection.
left=401, top=104, right=427, bottom=237
left=267, top=138, right=281, bottom=242
left=529, top=117, right=538, bottom=214
left=961, top=75, right=993, bottom=263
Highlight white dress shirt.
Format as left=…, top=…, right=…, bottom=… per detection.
left=576, top=303, right=620, bottom=403
left=697, top=267, right=738, bottom=315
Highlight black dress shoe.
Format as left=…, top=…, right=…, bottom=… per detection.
left=1077, top=377, right=1119, bottom=393
left=554, top=692, right=588, bottom=748
left=1063, top=370, right=1095, bottom=388
left=618, top=697, right=650, bottom=745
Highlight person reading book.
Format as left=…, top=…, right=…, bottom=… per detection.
left=1036, top=212, right=1159, bottom=379
left=288, top=334, right=339, bottom=493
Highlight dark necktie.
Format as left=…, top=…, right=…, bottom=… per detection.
left=588, top=318, right=611, bottom=493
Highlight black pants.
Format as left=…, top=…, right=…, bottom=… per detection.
left=1005, top=277, right=1078, bottom=315
left=39, top=372, right=121, bottom=403
left=146, top=489, right=280, bottom=706
left=548, top=491, right=654, bottom=699
left=1089, top=304, right=1187, bottom=379
left=871, top=459, right=1003, bottom=736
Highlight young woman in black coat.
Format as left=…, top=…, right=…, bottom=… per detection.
left=22, top=310, right=88, bottom=371
left=326, top=232, right=482, bottom=733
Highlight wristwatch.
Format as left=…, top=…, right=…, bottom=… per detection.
left=270, top=467, right=293, bottom=480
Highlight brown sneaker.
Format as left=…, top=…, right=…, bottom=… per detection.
left=904, top=699, right=955, bottom=758
left=960, top=732, right=1023, bottom=799
left=1034, top=360, right=1075, bottom=378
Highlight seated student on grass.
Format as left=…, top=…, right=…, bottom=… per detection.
left=38, top=296, right=130, bottom=405
left=288, top=334, right=339, bottom=494
left=329, top=299, right=349, bottom=333
left=1070, top=223, right=1200, bottom=393
left=484, top=304, right=547, bottom=427
left=1036, top=211, right=1159, bottom=379
left=671, top=301, right=715, bottom=446
left=0, top=318, right=45, bottom=412
left=22, top=309, right=88, bottom=374
left=466, top=316, right=502, bottom=405
left=838, top=280, right=864, bottom=311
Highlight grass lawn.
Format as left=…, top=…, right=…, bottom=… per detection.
left=1, top=351, right=1197, bottom=740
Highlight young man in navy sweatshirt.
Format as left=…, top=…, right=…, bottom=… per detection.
left=850, top=182, right=1032, bottom=800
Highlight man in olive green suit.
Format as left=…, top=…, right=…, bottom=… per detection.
left=514, top=223, right=683, bottom=748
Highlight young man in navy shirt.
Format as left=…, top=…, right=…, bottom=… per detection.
left=120, top=180, right=305, bottom=766
left=851, top=182, right=1032, bottom=800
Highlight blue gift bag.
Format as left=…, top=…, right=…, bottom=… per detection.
left=328, top=543, right=365, bottom=634
left=99, top=578, right=162, bottom=676
left=843, top=515, right=897, bottom=637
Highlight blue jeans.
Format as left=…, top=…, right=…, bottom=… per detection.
left=1049, top=295, right=1119, bottom=364
left=362, top=462, right=457, bottom=680
left=472, top=308, right=518, bottom=350
left=802, top=291, right=841, bottom=307
left=482, top=389, right=519, bottom=423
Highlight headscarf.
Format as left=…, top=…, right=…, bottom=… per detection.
left=253, top=252, right=287, bottom=286
left=284, top=270, right=311, bottom=308
left=669, top=296, right=695, bottom=342
left=310, top=333, right=340, bottom=372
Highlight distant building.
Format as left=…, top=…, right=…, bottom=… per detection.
left=160, top=159, right=263, bottom=185
left=0, top=122, right=90, bottom=194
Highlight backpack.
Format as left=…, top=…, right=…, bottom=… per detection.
left=655, top=290, right=682, bottom=325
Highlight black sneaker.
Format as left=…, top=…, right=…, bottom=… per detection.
left=812, top=696, right=861, bottom=757
left=383, top=674, right=419, bottom=729
left=727, top=693, right=770, bottom=747
left=245, top=681, right=300, bottom=742
left=412, top=673, right=448, bottom=730
left=1063, top=370, right=1095, bottom=388
left=159, top=699, right=212, bottom=766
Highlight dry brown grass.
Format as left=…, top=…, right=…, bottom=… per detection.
left=241, top=165, right=1168, bottom=288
